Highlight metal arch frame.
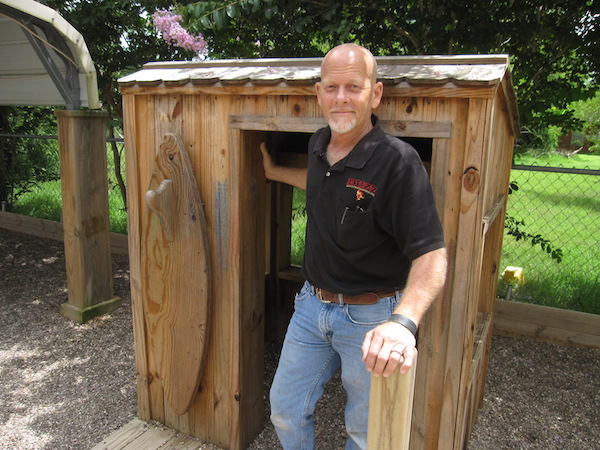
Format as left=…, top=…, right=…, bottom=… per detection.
left=0, top=2, right=80, bottom=109
left=19, top=17, right=80, bottom=110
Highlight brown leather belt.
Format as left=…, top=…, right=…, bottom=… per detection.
left=312, top=285, right=399, bottom=305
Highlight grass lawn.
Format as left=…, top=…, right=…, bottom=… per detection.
left=500, top=153, right=599, bottom=314
left=13, top=179, right=128, bottom=235
left=514, top=152, right=600, bottom=169
left=291, top=188, right=307, bottom=266
left=13, top=143, right=128, bottom=235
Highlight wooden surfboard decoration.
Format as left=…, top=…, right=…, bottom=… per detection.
left=142, top=133, right=211, bottom=415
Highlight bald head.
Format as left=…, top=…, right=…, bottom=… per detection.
left=321, top=44, right=378, bottom=85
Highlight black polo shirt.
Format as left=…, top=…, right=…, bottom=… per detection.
left=302, top=115, right=445, bottom=295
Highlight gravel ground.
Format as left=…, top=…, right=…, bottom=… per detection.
left=1, top=228, right=598, bottom=449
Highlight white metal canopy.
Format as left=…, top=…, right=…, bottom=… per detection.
left=0, top=0, right=99, bottom=109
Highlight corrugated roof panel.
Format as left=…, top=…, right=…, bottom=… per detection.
left=378, top=63, right=506, bottom=85
left=118, top=55, right=510, bottom=89
left=117, top=55, right=519, bottom=137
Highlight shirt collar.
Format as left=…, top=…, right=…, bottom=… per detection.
left=312, top=115, right=383, bottom=170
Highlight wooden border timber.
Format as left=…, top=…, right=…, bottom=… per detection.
left=493, top=299, right=600, bottom=349
left=367, top=357, right=418, bottom=450
left=0, top=211, right=128, bottom=255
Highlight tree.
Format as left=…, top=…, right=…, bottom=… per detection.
left=0, top=106, right=59, bottom=209
left=572, top=91, right=600, bottom=154
left=37, top=0, right=201, bottom=209
left=168, top=0, right=585, bottom=263
left=174, top=0, right=599, bottom=147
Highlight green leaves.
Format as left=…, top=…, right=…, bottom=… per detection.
left=178, top=0, right=597, bottom=144
left=183, top=1, right=265, bottom=30
left=505, top=216, right=564, bottom=263
left=226, top=3, right=239, bottom=18
left=42, top=0, right=596, bottom=148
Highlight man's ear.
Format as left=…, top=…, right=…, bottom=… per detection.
left=315, top=81, right=322, bottom=107
left=371, top=81, right=384, bottom=109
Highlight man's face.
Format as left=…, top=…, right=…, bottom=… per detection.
left=316, top=49, right=382, bottom=135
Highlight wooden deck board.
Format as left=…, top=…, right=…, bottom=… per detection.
left=91, top=419, right=213, bottom=450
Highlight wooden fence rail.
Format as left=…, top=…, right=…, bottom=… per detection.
left=0, top=211, right=128, bottom=255
left=493, top=299, right=600, bottom=349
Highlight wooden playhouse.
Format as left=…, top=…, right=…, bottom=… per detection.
left=118, top=54, right=518, bottom=449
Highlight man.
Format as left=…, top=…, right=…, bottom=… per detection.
left=260, top=43, right=447, bottom=450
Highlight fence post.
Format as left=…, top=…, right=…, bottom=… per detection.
left=367, top=356, right=418, bottom=449
left=55, top=109, right=121, bottom=323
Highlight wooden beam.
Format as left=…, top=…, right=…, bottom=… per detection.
left=481, top=194, right=505, bottom=235
left=121, top=93, right=152, bottom=422
left=230, top=115, right=452, bottom=138
left=55, top=110, right=121, bottom=323
left=493, top=299, right=600, bottom=349
left=0, top=211, right=128, bottom=254
left=230, top=115, right=324, bottom=133
left=367, top=357, right=418, bottom=449
left=0, top=211, right=63, bottom=240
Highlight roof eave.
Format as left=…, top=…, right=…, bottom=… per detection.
left=0, top=0, right=99, bottom=109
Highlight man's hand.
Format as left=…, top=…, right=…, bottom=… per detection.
left=361, top=321, right=417, bottom=377
left=259, top=142, right=277, bottom=180
left=361, top=248, right=447, bottom=377
left=258, top=142, right=308, bottom=190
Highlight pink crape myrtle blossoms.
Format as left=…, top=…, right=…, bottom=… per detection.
left=152, top=10, right=208, bottom=55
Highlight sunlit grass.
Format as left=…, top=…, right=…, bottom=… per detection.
left=499, top=154, right=600, bottom=314
left=291, top=188, right=306, bottom=266
left=514, top=152, right=600, bottom=169
left=13, top=179, right=128, bottom=235
left=13, top=181, right=62, bottom=222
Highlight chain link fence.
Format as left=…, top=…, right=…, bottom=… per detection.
left=498, top=164, right=600, bottom=313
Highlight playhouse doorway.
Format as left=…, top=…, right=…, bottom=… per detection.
left=236, top=126, right=436, bottom=341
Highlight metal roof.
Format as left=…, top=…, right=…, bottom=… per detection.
left=119, top=54, right=520, bottom=136
left=118, top=54, right=513, bottom=89
left=0, top=0, right=99, bottom=109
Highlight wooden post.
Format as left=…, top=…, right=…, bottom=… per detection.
left=55, top=110, right=121, bottom=323
left=367, top=356, right=417, bottom=449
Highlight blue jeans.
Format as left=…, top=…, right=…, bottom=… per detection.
left=270, top=281, right=400, bottom=450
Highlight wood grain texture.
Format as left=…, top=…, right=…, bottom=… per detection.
left=367, top=358, right=418, bottom=450
left=142, top=133, right=211, bottom=416
left=54, top=110, right=119, bottom=323
left=122, top=94, right=152, bottom=420
left=119, top=57, right=519, bottom=448
left=494, top=300, right=600, bottom=348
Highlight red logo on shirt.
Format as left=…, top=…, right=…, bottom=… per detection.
left=346, top=178, right=377, bottom=196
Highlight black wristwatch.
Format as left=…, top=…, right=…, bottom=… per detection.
left=388, top=314, right=418, bottom=337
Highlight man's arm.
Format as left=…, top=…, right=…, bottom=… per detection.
left=260, top=142, right=307, bottom=190
left=361, top=247, right=447, bottom=377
